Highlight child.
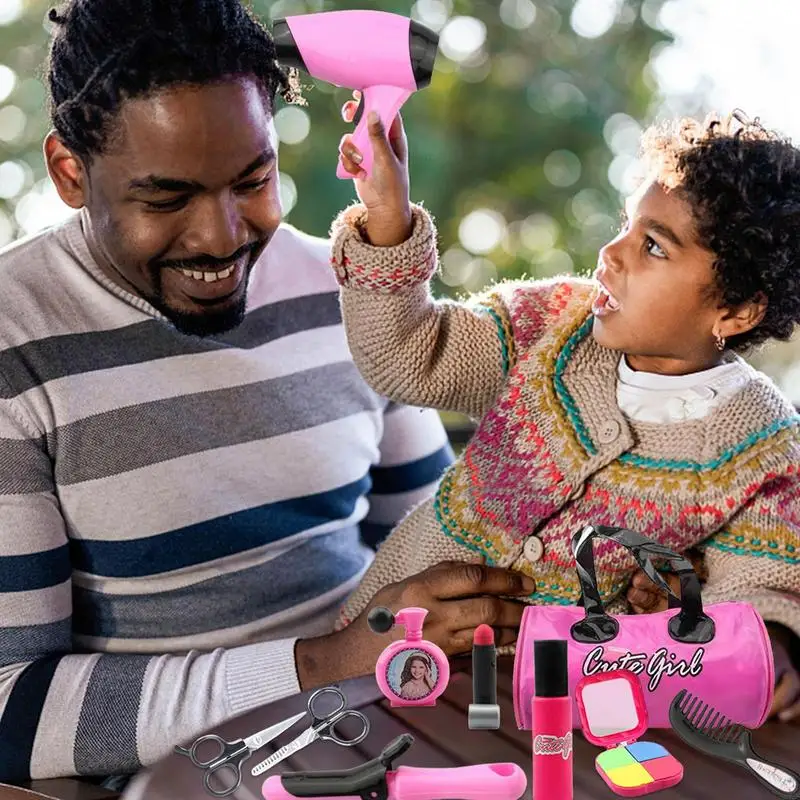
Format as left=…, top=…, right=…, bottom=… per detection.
left=330, top=108, right=800, bottom=717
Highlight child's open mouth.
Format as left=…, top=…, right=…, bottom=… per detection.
left=592, top=286, right=621, bottom=316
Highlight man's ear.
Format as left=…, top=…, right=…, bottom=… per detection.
left=718, top=291, right=768, bottom=339
left=44, top=131, right=88, bottom=209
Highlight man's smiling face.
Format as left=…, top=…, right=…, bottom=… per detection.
left=71, top=78, right=282, bottom=336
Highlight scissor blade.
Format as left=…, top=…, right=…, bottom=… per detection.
left=243, top=711, right=306, bottom=752
left=250, top=727, right=318, bottom=776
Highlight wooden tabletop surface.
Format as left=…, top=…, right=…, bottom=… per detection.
left=121, top=657, right=800, bottom=800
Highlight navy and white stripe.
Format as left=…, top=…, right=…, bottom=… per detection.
left=0, top=213, right=453, bottom=781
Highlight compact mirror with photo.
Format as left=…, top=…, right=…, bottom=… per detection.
left=575, top=669, right=683, bottom=797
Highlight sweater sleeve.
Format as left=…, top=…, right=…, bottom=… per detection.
left=699, top=473, right=800, bottom=642
left=0, top=390, right=302, bottom=782
left=329, top=203, right=514, bottom=419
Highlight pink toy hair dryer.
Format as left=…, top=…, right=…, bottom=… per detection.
left=262, top=735, right=527, bottom=800
left=272, top=10, right=439, bottom=179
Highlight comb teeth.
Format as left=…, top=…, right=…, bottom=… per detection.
left=675, top=690, right=745, bottom=743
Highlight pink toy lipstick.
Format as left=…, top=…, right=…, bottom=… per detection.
left=532, top=639, right=573, bottom=800
left=468, top=624, right=500, bottom=730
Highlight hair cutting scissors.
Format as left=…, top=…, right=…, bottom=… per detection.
left=175, top=710, right=307, bottom=797
left=250, top=686, right=370, bottom=776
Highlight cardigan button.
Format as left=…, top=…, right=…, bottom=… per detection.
left=524, top=535, right=544, bottom=562
left=597, top=419, right=621, bottom=444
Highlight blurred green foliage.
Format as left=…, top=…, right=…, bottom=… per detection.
left=0, top=0, right=670, bottom=298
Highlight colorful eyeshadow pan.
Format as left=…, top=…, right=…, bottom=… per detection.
left=596, top=741, right=683, bottom=796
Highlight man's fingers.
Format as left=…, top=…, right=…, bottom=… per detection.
left=440, top=595, right=527, bottom=633
left=428, top=561, right=536, bottom=599
left=773, top=671, right=800, bottom=721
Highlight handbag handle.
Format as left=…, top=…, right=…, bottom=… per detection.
left=569, top=524, right=715, bottom=645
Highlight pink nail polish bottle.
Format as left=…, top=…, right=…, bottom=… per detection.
left=532, top=639, right=573, bottom=799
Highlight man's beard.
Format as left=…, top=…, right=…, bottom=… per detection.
left=148, top=244, right=260, bottom=337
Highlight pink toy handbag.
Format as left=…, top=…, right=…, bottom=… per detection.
left=514, top=525, right=775, bottom=729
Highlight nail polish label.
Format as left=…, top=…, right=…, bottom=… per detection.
left=533, top=732, right=573, bottom=759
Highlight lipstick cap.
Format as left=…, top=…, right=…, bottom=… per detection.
left=534, top=639, right=568, bottom=697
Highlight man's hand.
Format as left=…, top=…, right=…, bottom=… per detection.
left=338, top=90, right=413, bottom=247
left=768, top=624, right=800, bottom=722
left=295, top=560, right=535, bottom=689
left=626, top=570, right=680, bottom=614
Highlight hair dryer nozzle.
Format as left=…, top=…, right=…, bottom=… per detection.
left=272, top=18, right=308, bottom=73
left=409, top=20, right=438, bottom=89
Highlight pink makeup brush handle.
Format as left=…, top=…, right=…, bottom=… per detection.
left=262, top=763, right=527, bottom=800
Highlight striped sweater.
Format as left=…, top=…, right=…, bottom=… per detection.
left=0, top=209, right=453, bottom=782
left=328, top=204, right=800, bottom=644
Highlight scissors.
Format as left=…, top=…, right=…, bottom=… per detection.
left=250, top=686, right=370, bottom=776
left=175, top=710, right=306, bottom=797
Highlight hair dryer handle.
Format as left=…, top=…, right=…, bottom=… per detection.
left=336, top=85, right=413, bottom=180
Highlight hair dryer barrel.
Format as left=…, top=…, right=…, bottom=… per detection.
left=272, top=10, right=438, bottom=91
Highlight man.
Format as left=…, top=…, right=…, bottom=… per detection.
left=0, top=0, right=534, bottom=783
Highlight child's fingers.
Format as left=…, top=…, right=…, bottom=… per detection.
left=341, top=99, right=360, bottom=123
left=632, top=570, right=658, bottom=589
left=338, top=135, right=366, bottom=178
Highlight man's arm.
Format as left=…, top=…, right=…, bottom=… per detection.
left=0, top=392, right=303, bottom=782
left=360, top=402, right=454, bottom=549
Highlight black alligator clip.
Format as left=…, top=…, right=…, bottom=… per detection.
left=279, top=734, right=414, bottom=800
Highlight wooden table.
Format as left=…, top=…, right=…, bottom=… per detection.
left=121, top=657, right=799, bottom=800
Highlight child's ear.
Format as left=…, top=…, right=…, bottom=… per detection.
left=719, top=291, right=768, bottom=338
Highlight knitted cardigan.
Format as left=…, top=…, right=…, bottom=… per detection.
left=329, top=203, right=800, bottom=641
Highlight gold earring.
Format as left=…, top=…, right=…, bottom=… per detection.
left=714, top=333, right=726, bottom=352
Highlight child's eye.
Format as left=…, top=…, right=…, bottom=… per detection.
left=646, top=237, right=667, bottom=258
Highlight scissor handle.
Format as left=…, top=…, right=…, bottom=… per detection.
left=202, top=761, right=243, bottom=798
left=307, top=686, right=347, bottom=723
left=178, top=734, right=232, bottom=768
left=316, top=709, right=370, bottom=747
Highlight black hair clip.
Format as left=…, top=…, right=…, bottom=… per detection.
left=278, top=734, right=414, bottom=800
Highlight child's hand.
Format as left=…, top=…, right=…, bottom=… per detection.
left=627, top=569, right=681, bottom=614
left=339, top=91, right=412, bottom=247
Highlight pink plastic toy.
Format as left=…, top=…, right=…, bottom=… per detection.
left=576, top=670, right=683, bottom=797
left=271, top=11, right=439, bottom=179
left=367, top=607, right=449, bottom=707
left=261, top=763, right=527, bottom=800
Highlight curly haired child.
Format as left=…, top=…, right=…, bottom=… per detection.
left=331, top=106, right=800, bottom=721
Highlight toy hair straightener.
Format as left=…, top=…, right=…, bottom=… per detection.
left=670, top=689, right=800, bottom=799
left=261, top=733, right=527, bottom=800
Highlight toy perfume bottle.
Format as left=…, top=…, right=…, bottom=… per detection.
left=367, top=607, right=450, bottom=707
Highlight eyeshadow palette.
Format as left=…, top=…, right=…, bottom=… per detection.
left=596, top=741, right=683, bottom=796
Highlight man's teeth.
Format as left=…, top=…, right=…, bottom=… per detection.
left=178, top=266, right=234, bottom=283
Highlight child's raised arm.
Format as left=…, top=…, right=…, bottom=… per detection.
left=330, top=202, right=512, bottom=418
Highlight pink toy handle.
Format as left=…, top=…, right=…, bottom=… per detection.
left=261, top=764, right=527, bottom=800
left=336, top=84, right=413, bottom=180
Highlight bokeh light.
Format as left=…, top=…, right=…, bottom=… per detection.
left=13, top=179, right=73, bottom=235
left=274, top=106, right=310, bottom=145
left=544, top=150, right=582, bottom=187
left=279, top=172, right=297, bottom=217
left=570, top=0, right=624, bottom=39
left=0, top=160, right=27, bottom=199
left=499, top=0, right=537, bottom=29
left=458, top=209, right=507, bottom=254
left=0, top=105, right=26, bottom=142
left=439, top=16, right=486, bottom=63
left=0, top=0, right=23, bottom=26
left=411, top=0, right=451, bottom=31
left=0, top=65, right=17, bottom=103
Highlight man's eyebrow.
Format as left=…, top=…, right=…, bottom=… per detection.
left=127, top=149, right=275, bottom=193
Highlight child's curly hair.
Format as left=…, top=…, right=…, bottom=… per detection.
left=640, top=111, right=800, bottom=351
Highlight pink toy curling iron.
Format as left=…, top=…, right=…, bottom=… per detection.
left=272, top=11, right=439, bottom=179
left=261, top=734, right=527, bottom=800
